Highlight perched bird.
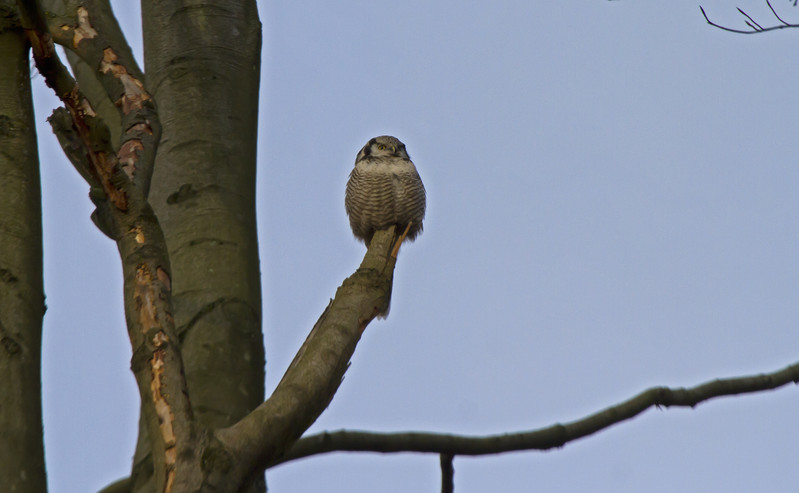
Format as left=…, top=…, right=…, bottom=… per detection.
left=345, top=136, right=426, bottom=246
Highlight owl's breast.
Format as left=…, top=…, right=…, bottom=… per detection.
left=345, top=158, right=426, bottom=243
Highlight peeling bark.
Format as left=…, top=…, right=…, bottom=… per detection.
left=15, top=1, right=195, bottom=490
left=46, top=0, right=160, bottom=197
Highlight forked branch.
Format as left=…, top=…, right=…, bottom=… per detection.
left=700, top=1, right=799, bottom=34
left=16, top=1, right=196, bottom=490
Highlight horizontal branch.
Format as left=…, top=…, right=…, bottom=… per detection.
left=271, top=360, right=799, bottom=465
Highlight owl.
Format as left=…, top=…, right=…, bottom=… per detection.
left=345, top=136, right=426, bottom=246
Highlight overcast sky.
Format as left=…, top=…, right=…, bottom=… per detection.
left=33, top=1, right=799, bottom=492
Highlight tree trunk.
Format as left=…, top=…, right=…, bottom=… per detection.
left=135, top=1, right=265, bottom=490
left=0, top=4, right=47, bottom=492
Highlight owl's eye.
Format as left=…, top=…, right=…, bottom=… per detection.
left=377, top=144, right=386, bottom=150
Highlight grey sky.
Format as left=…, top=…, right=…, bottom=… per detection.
left=35, top=1, right=799, bottom=492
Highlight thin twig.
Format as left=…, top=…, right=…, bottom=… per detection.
left=767, top=0, right=792, bottom=26
left=700, top=4, right=799, bottom=34
left=737, top=7, right=764, bottom=30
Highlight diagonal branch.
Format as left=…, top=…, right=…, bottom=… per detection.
left=210, top=228, right=399, bottom=487
left=699, top=2, right=799, bottom=34
left=737, top=7, right=764, bottom=30
left=96, top=227, right=402, bottom=491
left=16, top=1, right=199, bottom=490
left=271, top=360, right=799, bottom=465
left=768, top=0, right=795, bottom=24
left=17, top=0, right=127, bottom=210
left=46, top=0, right=160, bottom=197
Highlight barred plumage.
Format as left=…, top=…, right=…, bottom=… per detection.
left=345, top=136, right=426, bottom=245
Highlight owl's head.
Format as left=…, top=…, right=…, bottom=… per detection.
left=356, top=135, right=410, bottom=162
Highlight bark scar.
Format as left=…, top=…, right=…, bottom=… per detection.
left=100, top=48, right=151, bottom=113
left=72, top=7, right=98, bottom=47
left=135, top=265, right=158, bottom=330
left=151, top=346, right=177, bottom=489
left=140, top=264, right=177, bottom=490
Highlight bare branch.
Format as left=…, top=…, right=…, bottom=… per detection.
left=212, top=227, right=398, bottom=485
left=46, top=1, right=160, bottom=197
left=16, top=2, right=199, bottom=490
left=96, top=476, right=131, bottom=493
left=700, top=2, right=799, bottom=34
left=768, top=0, right=793, bottom=25
left=737, top=7, right=764, bottom=30
left=440, top=454, right=454, bottom=493
left=744, top=20, right=760, bottom=30
left=16, top=0, right=127, bottom=210
left=272, top=360, right=799, bottom=465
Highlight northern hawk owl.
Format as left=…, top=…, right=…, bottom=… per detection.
left=345, top=136, right=426, bottom=246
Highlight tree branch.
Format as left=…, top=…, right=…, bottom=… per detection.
left=271, top=360, right=799, bottom=465
left=212, top=227, right=398, bottom=487
left=16, top=1, right=126, bottom=207
left=440, top=454, right=454, bottom=493
left=699, top=2, right=799, bottom=34
left=46, top=0, right=160, bottom=197
left=16, top=2, right=201, bottom=490
left=96, top=476, right=131, bottom=493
